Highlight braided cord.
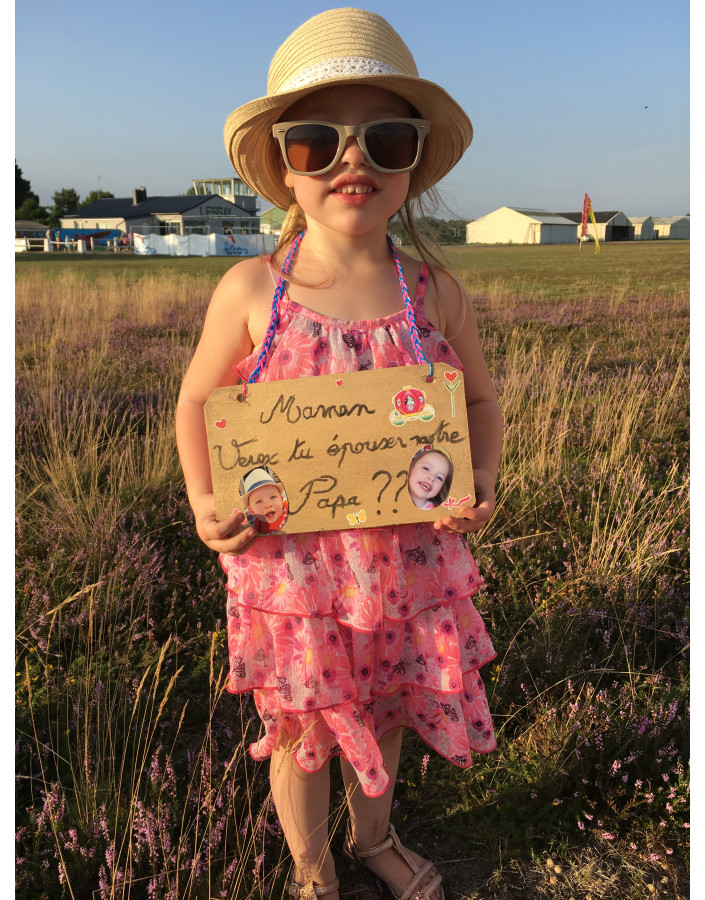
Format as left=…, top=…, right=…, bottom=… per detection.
left=386, top=233, right=428, bottom=366
left=247, top=231, right=306, bottom=385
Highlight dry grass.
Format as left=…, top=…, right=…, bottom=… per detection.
left=15, top=244, right=689, bottom=899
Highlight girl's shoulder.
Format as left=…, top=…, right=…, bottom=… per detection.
left=204, top=255, right=278, bottom=355
left=213, top=254, right=273, bottom=299
left=209, top=255, right=274, bottom=317
left=418, top=260, right=468, bottom=337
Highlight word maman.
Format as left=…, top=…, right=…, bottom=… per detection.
left=259, top=394, right=376, bottom=425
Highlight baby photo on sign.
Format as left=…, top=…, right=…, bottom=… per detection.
left=239, top=466, right=289, bottom=535
left=406, top=445, right=454, bottom=510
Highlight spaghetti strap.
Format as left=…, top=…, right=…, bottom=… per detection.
left=415, top=262, right=430, bottom=309
left=263, top=254, right=279, bottom=286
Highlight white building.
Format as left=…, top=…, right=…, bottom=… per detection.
left=62, top=187, right=259, bottom=236
left=556, top=210, right=633, bottom=242
left=466, top=207, right=578, bottom=244
left=652, top=216, right=690, bottom=239
left=628, top=217, right=656, bottom=240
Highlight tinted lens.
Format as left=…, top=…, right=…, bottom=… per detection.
left=284, top=124, right=340, bottom=173
left=365, top=122, right=418, bottom=170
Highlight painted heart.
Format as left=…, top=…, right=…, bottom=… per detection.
left=215, top=418, right=227, bottom=428
left=444, top=371, right=458, bottom=383
left=336, top=379, right=343, bottom=386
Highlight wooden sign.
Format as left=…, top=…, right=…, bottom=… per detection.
left=204, top=363, right=474, bottom=535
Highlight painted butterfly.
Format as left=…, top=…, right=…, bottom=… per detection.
left=346, top=509, right=367, bottom=526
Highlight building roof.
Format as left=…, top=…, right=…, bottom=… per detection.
left=652, top=216, right=689, bottom=225
left=628, top=217, right=653, bottom=224
left=15, top=219, right=50, bottom=230
left=65, top=194, right=254, bottom=219
left=507, top=208, right=577, bottom=226
left=259, top=205, right=287, bottom=222
left=556, top=210, right=622, bottom=224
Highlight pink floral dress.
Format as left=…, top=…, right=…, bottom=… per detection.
left=220, top=259, right=496, bottom=797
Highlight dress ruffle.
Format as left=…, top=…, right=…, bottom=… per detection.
left=221, top=261, right=496, bottom=797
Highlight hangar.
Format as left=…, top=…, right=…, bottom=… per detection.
left=556, top=210, right=633, bottom=242
left=652, top=216, right=690, bottom=239
left=628, top=217, right=656, bottom=240
left=466, top=207, right=578, bottom=244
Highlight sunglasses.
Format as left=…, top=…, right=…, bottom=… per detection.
left=271, top=119, right=430, bottom=176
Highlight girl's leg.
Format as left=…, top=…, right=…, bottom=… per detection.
left=270, top=741, right=340, bottom=896
left=340, top=728, right=443, bottom=900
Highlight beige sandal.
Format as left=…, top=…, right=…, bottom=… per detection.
left=342, top=819, right=445, bottom=900
left=287, top=872, right=340, bottom=899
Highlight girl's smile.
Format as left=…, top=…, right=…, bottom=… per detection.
left=408, top=452, right=451, bottom=507
left=329, top=174, right=381, bottom=204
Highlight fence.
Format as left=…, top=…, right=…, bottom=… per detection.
left=133, top=232, right=277, bottom=257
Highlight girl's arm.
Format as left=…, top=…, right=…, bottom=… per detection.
left=427, top=268, right=504, bottom=534
left=175, top=258, right=267, bottom=555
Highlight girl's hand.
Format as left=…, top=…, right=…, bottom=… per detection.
left=433, top=469, right=496, bottom=535
left=193, top=494, right=258, bottom=556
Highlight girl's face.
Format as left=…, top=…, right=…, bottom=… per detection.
left=248, top=485, right=284, bottom=523
left=281, top=85, right=413, bottom=237
left=408, top=452, right=450, bottom=507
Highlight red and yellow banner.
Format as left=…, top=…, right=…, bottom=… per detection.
left=581, top=193, right=600, bottom=253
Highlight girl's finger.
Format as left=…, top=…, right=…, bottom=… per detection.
left=216, top=527, right=257, bottom=556
left=214, top=511, right=246, bottom=538
left=199, top=510, right=246, bottom=543
left=434, top=503, right=493, bottom=533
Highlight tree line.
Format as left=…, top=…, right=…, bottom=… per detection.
left=388, top=216, right=469, bottom=246
left=15, top=163, right=115, bottom=227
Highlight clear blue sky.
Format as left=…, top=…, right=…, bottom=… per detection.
left=15, top=0, right=690, bottom=219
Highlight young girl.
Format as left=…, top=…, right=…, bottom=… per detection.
left=176, top=9, right=503, bottom=899
left=407, top=446, right=453, bottom=510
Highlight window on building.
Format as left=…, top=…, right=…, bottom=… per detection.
left=184, top=220, right=206, bottom=235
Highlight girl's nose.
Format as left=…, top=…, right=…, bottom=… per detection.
left=340, top=135, right=368, bottom=167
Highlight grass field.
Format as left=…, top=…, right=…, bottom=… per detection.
left=15, top=242, right=689, bottom=899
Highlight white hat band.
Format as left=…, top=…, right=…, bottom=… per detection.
left=278, top=57, right=403, bottom=93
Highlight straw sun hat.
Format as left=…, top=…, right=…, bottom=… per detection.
left=224, top=7, right=472, bottom=211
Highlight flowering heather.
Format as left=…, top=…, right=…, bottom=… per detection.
left=16, top=246, right=689, bottom=899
